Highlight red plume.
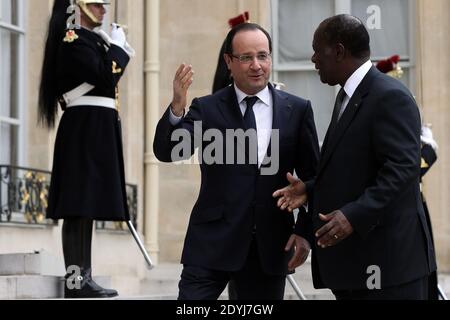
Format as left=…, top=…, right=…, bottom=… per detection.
left=389, top=55, right=400, bottom=64
left=228, top=11, right=250, bottom=28
left=376, top=60, right=394, bottom=73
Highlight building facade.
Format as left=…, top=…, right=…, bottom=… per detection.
left=0, top=0, right=449, bottom=294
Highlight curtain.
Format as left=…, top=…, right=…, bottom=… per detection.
left=278, top=0, right=334, bottom=63
left=352, top=0, right=410, bottom=59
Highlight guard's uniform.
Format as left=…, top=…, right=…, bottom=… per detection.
left=47, top=27, right=130, bottom=222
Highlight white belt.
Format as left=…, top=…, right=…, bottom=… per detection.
left=66, top=96, right=116, bottom=110
left=63, top=82, right=95, bottom=104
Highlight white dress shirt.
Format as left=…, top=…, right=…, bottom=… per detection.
left=234, top=84, right=273, bottom=168
left=339, top=60, right=373, bottom=118
left=169, top=84, right=274, bottom=168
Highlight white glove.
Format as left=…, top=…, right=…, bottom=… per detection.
left=111, top=23, right=127, bottom=47
left=110, top=23, right=135, bottom=57
left=421, top=125, right=438, bottom=151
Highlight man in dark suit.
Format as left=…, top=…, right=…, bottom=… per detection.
left=273, top=14, right=436, bottom=300
left=153, top=23, right=319, bottom=300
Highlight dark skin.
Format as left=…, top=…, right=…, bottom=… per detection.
left=274, top=19, right=370, bottom=248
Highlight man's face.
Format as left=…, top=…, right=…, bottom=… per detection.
left=224, top=29, right=272, bottom=95
left=311, top=27, right=340, bottom=86
left=87, top=4, right=106, bottom=23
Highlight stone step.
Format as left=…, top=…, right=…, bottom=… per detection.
left=0, top=251, right=65, bottom=276
left=0, top=275, right=62, bottom=299
left=0, top=275, right=112, bottom=299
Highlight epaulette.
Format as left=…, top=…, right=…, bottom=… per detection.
left=63, top=29, right=79, bottom=43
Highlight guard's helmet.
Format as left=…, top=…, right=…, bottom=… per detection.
left=76, top=0, right=110, bottom=26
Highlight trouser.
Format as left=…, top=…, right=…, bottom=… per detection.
left=178, top=237, right=286, bottom=300
left=332, top=276, right=429, bottom=300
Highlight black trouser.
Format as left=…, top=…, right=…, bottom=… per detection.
left=62, top=217, right=94, bottom=277
left=332, top=276, right=429, bottom=300
left=178, top=237, right=286, bottom=300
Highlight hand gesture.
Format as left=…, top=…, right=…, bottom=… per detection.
left=315, top=210, right=354, bottom=248
left=272, top=173, right=307, bottom=212
left=171, top=64, right=194, bottom=117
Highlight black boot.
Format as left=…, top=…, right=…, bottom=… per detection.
left=64, top=268, right=113, bottom=298
left=62, top=218, right=119, bottom=299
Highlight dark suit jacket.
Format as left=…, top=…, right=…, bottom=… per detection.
left=153, top=84, right=319, bottom=275
left=301, top=67, right=437, bottom=290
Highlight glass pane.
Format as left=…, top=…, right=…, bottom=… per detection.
left=278, top=71, right=336, bottom=142
left=351, top=0, right=410, bottom=58
left=0, top=0, right=19, bottom=25
left=278, top=0, right=334, bottom=63
left=0, top=29, right=19, bottom=119
left=0, top=122, right=18, bottom=166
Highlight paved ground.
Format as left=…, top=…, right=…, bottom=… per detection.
left=131, top=260, right=450, bottom=300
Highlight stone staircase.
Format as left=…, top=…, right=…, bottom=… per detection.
left=0, top=251, right=110, bottom=299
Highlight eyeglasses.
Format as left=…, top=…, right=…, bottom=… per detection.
left=229, top=52, right=272, bottom=64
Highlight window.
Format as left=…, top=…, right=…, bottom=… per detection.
left=0, top=0, right=25, bottom=166
left=271, top=0, right=415, bottom=142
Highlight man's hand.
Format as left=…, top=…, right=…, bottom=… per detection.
left=285, top=234, right=311, bottom=272
left=272, top=173, right=307, bottom=212
left=315, top=210, right=354, bottom=248
left=110, top=23, right=127, bottom=47
left=171, top=64, right=194, bottom=117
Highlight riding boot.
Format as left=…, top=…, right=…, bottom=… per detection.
left=62, top=218, right=118, bottom=298
left=80, top=219, right=118, bottom=298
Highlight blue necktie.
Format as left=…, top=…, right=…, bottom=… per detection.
left=244, top=96, right=258, bottom=131
left=243, top=96, right=259, bottom=166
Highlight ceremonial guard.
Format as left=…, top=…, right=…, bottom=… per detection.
left=38, top=0, right=134, bottom=298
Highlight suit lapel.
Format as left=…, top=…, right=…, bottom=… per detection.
left=217, top=86, right=246, bottom=130
left=271, top=83, right=293, bottom=132
left=262, top=84, right=293, bottom=164
left=318, top=67, right=379, bottom=176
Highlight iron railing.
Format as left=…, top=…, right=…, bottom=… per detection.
left=0, top=165, right=138, bottom=231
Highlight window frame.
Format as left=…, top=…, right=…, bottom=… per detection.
left=0, top=0, right=27, bottom=166
left=270, top=0, right=417, bottom=142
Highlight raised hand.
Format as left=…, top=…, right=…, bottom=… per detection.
left=171, top=64, right=194, bottom=117
left=272, top=173, right=307, bottom=212
left=110, top=23, right=126, bottom=47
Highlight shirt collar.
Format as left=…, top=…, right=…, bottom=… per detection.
left=234, top=84, right=271, bottom=107
left=343, top=60, right=373, bottom=99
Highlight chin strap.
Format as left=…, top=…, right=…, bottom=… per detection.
left=77, top=2, right=102, bottom=27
